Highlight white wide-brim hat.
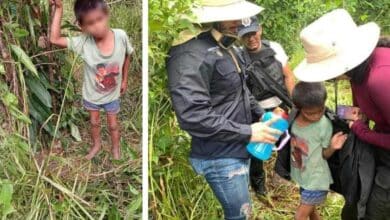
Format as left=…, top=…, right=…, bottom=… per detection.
left=192, top=0, right=264, bottom=23
left=294, top=9, right=380, bottom=82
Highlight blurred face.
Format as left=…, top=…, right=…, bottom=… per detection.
left=218, top=20, right=242, bottom=35
left=79, top=9, right=110, bottom=38
left=300, top=106, right=325, bottom=123
left=242, top=29, right=262, bottom=52
left=97, top=67, right=105, bottom=74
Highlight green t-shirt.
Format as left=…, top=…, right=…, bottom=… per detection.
left=290, top=115, right=333, bottom=191
left=67, top=29, right=133, bottom=104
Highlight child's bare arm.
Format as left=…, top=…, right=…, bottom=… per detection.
left=120, top=55, right=132, bottom=95
left=323, top=132, right=347, bottom=159
left=49, top=0, right=67, bottom=48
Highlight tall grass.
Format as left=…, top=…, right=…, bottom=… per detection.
left=0, top=0, right=142, bottom=218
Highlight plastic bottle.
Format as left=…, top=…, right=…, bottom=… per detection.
left=247, top=109, right=289, bottom=161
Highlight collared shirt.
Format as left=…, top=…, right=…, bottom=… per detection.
left=167, top=31, right=263, bottom=159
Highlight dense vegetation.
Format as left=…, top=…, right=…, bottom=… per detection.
left=149, top=0, right=389, bottom=219
left=0, top=0, right=141, bottom=218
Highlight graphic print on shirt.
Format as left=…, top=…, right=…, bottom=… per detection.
left=290, top=134, right=309, bottom=171
left=95, top=62, right=119, bottom=93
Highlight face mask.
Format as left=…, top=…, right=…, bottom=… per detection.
left=211, top=29, right=238, bottom=49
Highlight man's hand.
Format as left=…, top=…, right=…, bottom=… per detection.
left=120, top=81, right=128, bottom=96
left=330, top=132, right=348, bottom=150
left=50, top=0, right=62, bottom=8
left=250, top=117, right=282, bottom=143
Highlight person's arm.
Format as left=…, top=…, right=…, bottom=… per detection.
left=350, top=66, right=390, bottom=150
left=167, top=50, right=280, bottom=143
left=49, top=0, right=68, bottom=48
left=351, top=121, right=390, bottom=150
left=283, top=64, right=295, bottom=96
left=323, top=132, right=347, bottom=159
left=120, top=55, right=131, bottom=95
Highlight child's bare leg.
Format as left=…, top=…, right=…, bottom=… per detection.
left=310, top=208, right=321, bottom=220
left=85, top=110, right=101, bottom=160
left=295, top=204, right=316, bottom=220
left=107, top=113, right=120, bottom=159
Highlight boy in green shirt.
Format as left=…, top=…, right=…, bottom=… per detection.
left=50, top=0, right=133, bottom=160
left=290, top=82, right=347, bottom=220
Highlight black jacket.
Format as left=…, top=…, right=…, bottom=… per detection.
left=166, top=31, right=263, bottom=159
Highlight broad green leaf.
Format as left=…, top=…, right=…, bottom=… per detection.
left=0, top=182, right=15, bottom=217
left=25, top=76, right=52, bottom=108
left=70, top=123, right=82, bottom=142
left=0, top=92, right=31, bottom=124
left=0, top=64, right=4, bottom=75
left=13, top=28, right=29, bottom=38
left=28, top=96, right=56, bottom=136
left=1, top=93, right=18, bottom=106
left=10, top=44, right=38, bottom=76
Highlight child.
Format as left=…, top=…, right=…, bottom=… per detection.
left=290, top=82, right=347, bottom=220
left=50, top=0, right=133, bottom=160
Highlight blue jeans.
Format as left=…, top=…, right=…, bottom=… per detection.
left=190, top=158, right=251, bottom=220
left=83, top=99, right=120, bottom=114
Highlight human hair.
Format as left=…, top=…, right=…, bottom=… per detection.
left=346, top=36, right=390, bottom=84
left=377, top=36, right=390, bottom=48
left=97, top=63, right=106, bottom=69
left=292, top=82, right=327, bottom=109
left=74, top=0, right=108, bottom=24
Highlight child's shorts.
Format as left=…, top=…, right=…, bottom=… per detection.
left=299, top=188, right=328, bottom=205
left=83, top=99, right=120, bottom=115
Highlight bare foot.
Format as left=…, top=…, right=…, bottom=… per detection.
left=85, top=145, right=101, bottom=160
left=112, top=146, right=120, bottom=160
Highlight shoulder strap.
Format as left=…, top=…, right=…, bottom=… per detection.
left=262, top=40, right=271, bottom=47
left=260, top=68, right=293, bottom=108
left=288, top=108, right=299, bottom=124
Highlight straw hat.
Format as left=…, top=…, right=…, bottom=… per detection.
left=294, top=9, right=380, bottom=82
left=192, top=0, right=264, bottom=23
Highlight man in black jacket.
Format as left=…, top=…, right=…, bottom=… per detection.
left=166, top=1, right=281, bottom=219
left=238, top=16, right=295, bottom=196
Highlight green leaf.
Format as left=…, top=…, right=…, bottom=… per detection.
left=128, top=184, right=139, bottom=195
left=0, top=64, right=4, bottom=75
left=25, top=6, right=36, bottom=44
left=0, top=182, right=15, bottom=218
left=10, top=44, right=38, bottom=76
left=70, top=123, right=82, bottom=142
left=25, top=75, right=52, bottom=108
left=13, top=28, right=29, bottom=38
left=127, top=195, right=142, bottom=214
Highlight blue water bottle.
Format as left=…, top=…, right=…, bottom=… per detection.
left=247, top=109, right=290, bottom=161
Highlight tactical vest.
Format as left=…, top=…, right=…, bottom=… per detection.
left=244, top=40, right=288, bottom=102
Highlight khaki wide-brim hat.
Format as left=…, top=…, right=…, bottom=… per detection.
left=192, top=0, right=264, bottom=23
left=294, top=9, right=380, bottom=82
